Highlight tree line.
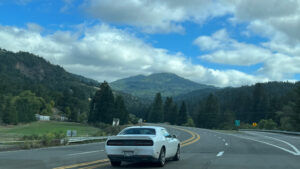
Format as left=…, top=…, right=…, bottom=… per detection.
left=191, top=82, right=300, bottom=131
left=144, top=93, right=192, bottom=126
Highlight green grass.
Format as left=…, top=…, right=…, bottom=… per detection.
left=0, top=121, right=101, bottom=141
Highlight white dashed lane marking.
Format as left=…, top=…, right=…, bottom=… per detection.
left=216, top=151, right=224, bottom=157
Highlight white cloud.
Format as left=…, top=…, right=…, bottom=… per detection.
left=231, top=0, right=300, bottom=49
left=194, top=29, right=272, bottom=66
left=82, top=0, right=233, bottom=33
left=258, top=54, right=300, bottom=80
left=194, top=28, right=300, bottom=80
left=0, top=24, right=266, bottom=87
left=222, top=0, right=300, bottom=80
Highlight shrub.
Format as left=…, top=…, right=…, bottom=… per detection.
left=258, top=119, right=277, bottom=130
left=42, top=133, right=55, bottom=146
left=183, top=117, right=195, bottom=127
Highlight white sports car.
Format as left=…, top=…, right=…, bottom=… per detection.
left=105, top=126, right=180, bottom=167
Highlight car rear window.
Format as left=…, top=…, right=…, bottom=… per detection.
left=119, top=128, right=156, bottom=135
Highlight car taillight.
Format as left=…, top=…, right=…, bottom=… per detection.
left=135, top=140, right=153, bottom=146
left=107, top=140, right=153, bottom=146
left=107, top=140, right=123, bottom=146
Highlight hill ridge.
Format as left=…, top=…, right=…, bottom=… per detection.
left=110, top=72, right=215, bottom=98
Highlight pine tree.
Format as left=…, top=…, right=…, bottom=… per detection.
left=163, top=97, right=173, bottom=123
left=3, top=99, right=18, bottom=124
left=202, top=93, right=220, bottom=128
left=170, top=103, right=178, bottom=125
left=148, top=93, right=163, bottom=123
left=252, top=83, right=269, bottom=122
left=294, top=85, right=300, bottom=131
left=115, top=95, right=129, bottom=125
left=70, top=110, right=79, bottom=122
left=196, top=101, right=205, bottom=128
left=177, top=101, right=188, bottom=125
left=88, top=81, right=115, bottom=124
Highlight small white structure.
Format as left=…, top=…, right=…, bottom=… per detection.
left=112, top=118, right=120, bottom=126
left=60, top=116, right=68, bottom=121
left=138, top=118, right=143, bottom=125
left=35, top=114, right=50, bottom=121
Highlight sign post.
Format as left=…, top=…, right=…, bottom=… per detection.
left=67, top=130, right=77, bottom=137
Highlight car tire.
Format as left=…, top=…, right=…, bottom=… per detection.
left=110, top=161, right=121, bottom=167
left=157, top=147, right=166, bottom=167
left=173, top=145, right=180, bottom=161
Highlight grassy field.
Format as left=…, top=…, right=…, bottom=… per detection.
left=0, top=121, right=102, bottom=141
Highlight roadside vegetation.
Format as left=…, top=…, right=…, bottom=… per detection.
left=0, top=121, right=130, bottom=150
left=0, top=121, right=101, bottom=139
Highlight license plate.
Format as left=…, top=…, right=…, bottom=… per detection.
left=124, top=151, right=134, bottom=157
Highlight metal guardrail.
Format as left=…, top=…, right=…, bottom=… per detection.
left=0, top=140, right=26, bottom=144
left=67, top=136, right=108, bottom=143
left=0, top=136, right=109, bottom=145
left=239, top=129, right=300, bottom=136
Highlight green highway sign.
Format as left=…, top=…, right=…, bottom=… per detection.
left=235, top=120, right=240, bottom=127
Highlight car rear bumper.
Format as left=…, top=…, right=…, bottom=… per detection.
left=105, top=145, right=160, bottom=158
left=108, top=155, right=158, bottom=162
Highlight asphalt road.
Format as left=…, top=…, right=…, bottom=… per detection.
left=0, top=125, right=299, bottom=169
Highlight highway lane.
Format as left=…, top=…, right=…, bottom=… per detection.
left=0, top=125, right=300, bottom=169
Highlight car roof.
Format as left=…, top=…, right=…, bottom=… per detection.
left=124, top=126, right=165, bottom=130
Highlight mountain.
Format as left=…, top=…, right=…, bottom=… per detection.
left=0, top=48, right=99, bottom=122
left=110, top=73, right=215, bottom=98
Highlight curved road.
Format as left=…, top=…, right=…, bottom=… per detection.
left=0, top=125, right=299, bottom=169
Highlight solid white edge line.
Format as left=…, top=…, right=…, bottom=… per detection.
left=246, top=132, right=300, bottom=154
left=197, top=129, right=300, bottom=156
left=227, top=134, right=300, bottom=156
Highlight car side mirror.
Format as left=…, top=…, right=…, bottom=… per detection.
left=172, top=135, right=177, bottom=138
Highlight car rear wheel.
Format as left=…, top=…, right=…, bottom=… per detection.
left=110, top=161, right=121, bottom=167
left=173, top=145, right=180, bottom=161
left=157, top=147, right=166, bottom=167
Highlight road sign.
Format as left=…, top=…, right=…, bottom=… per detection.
left=72, top=130, right=77, bottom=137
left=235, top=120, right=240, bottom=127
left=252, top=122, right=257, bottom=127
left=67, top=130, right=77, bottom=137
left=67, top=130, right=72, bottom=137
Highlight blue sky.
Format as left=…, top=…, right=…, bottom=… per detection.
left=0, top=0, right=299, bottom=87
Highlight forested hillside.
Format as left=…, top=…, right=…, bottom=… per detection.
left=110, top=73, right=215, bottom=99
left=0, top=49, right=98, bottom=124
left=181, top=82, right=300, bottom=131
left=142, top=81, right=300, bottom=131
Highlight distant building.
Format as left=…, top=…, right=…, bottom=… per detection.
left=51, top=114, right=68, bottom=121
left=35, top=114, right=50, bottom=121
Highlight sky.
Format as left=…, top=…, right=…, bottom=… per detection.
left=0, top=0, right=300, bottom=87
